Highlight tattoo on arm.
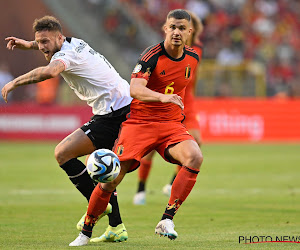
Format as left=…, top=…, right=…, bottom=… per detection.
left=49, top=60, right=65, bottom=74
left=31, top=41, right=38, bottom=50
left=60, top=136, right=72, bottom=145
left=14, top=67, right=48, bottom=87
left=13, top=60, right=64, bottom=87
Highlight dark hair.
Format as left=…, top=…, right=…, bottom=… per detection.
left=33, top=16, right=62, bottom=33
left=167, top=9, right=191, bottom=22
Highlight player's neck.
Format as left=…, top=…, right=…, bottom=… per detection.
left=164, top=42, right=184, bottom=59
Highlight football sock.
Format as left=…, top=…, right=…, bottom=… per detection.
left=138, top=158, right=152, bottom=181
left=162, top=166, right=199, bottom=220
left=170, top=165, right=181, bottom=185
left=60, top=158, right=95, bottom=202
left=137, top=181, right=145, bottom=192
left=107, top=189, right=123, bottom=227
left=82, top=214, right=97, bottom=238
left=137, top=158, right=152, bottom=192
left=82, top=184, right=112, bottom=237
left=170, top=174, right=176, bottom=185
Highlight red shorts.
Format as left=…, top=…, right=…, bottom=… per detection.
left=113, top=119, right=195, bottom=172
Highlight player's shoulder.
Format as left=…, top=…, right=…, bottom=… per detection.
left=139, top=42, right=163, bottom=62
left=184, top=45, right=199, bottom=62
left=192, top=41, right=203, bottom=50
left=51, top=37, right=85, bottom=63
left=59, top=37, right=88, bottom=52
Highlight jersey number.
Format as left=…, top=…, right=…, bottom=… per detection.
left=165, top=82, right=174, bottom=95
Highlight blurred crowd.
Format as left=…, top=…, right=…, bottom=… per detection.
left=120, top=0, right=300, bottom=97
left=1, top=0, right=300, bottom=105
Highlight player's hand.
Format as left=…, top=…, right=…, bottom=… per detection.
left=1, top=82, right=16, bottom=103
left=5, top=37, right=33, bottom=50
left=160, top=94, right=184, bottom=110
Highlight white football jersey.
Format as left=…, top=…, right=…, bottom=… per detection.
left=51, top=37, right=132, bottom=115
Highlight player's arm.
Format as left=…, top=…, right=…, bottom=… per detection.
left=5, top=36, right=38, bottom=50
left=1, top=60, right=64, bottom=103
left=130, top=78, right=184, bottom=109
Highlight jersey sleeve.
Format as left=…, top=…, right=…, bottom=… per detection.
left=50, top=50, right=75, bottom=71
left=192, top=43, right=203, bottom=64
left=131, top=44, right=161, bottom=81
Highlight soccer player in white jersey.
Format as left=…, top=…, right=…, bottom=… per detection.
left=2, top=16, right=130, bottom=242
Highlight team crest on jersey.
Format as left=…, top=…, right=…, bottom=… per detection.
left=116, top=145, right=124, bottom=156
left=132, top=64, right=142, bottom=74
left=185, top=65, right=191, bottom=79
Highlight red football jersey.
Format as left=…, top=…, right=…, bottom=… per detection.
left=184, top=41, right=203, bottom=110
left=130, top=42, right=199, bottom=122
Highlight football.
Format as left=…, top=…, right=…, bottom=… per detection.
left=86, top=149, right=121, bottom=183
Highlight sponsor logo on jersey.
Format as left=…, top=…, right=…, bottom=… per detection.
left=84, top=119, right=95, bottom=127
left=160, top=70, right=166, bottom=75
left=75, top=41, right=87, bottom=53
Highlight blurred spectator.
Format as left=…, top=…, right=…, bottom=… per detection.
left=186, top=0, right=211, bottom=20
left=36, top=77, right=60, bottom=105
left=88, top=1, right=140, bottom=50
left=0, top=62, right=14, bottom=104
left=216, top=40, right=244, bottom=66
left=122, top=0, right=300, bottom=97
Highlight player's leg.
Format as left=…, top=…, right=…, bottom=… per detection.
left=163, top=128, right=201, bottom=196
left=71, top=119, right=156, bottom=246
left=55, top=128, right=97, bottom=201
left=155, top=139, right=203, bottom=239
left=76, top=111, right=129, bottom=240
left=76, top=153, right=112, bottom=231
left=87, top=119, right=157, bottom=245
left=90, top=189, right=128, bottom=243
left=80, top=154, right=124, bottom=232
left=70, top=160, right=134, bottom=246
left=133, top=150, right=156, bottom=205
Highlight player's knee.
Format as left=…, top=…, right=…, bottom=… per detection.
left=54, top=144, right=68, bottom=165
left=183, top=150, right=203, bottom=170
left=102, top=172, right=125, bottom=192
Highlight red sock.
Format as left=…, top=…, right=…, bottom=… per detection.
left=162, top=166, right=199, bottom=220
left=82, top=183, right=111, bottom=234
left=82, top=184, right=111, bottom=236
left=87, top=183, right=112, bottom=216
left=138, top=158, right=152, bottom=182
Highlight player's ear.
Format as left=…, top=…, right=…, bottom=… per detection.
left=188, top=26, right=192, bottom=35
left=163, top=23, right=167, bottom=34
left=57, top=32, right=63, bottom=41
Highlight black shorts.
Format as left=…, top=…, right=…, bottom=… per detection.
left=81, top=105, right=130, bottom=150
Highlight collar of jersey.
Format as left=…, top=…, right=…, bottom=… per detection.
left=161, top=41, right=186, bottom=62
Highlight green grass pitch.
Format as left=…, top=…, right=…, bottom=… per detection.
left=0, top=141, right=299, bottom=249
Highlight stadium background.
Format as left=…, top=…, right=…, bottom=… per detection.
left=1, top=0, right=300, bottom=142
left=0, top=1, right=300, bottom=249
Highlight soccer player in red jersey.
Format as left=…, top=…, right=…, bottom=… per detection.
left=133, top=11, right=204, bottom=205
left=70, top=9, right=204, bottom=246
